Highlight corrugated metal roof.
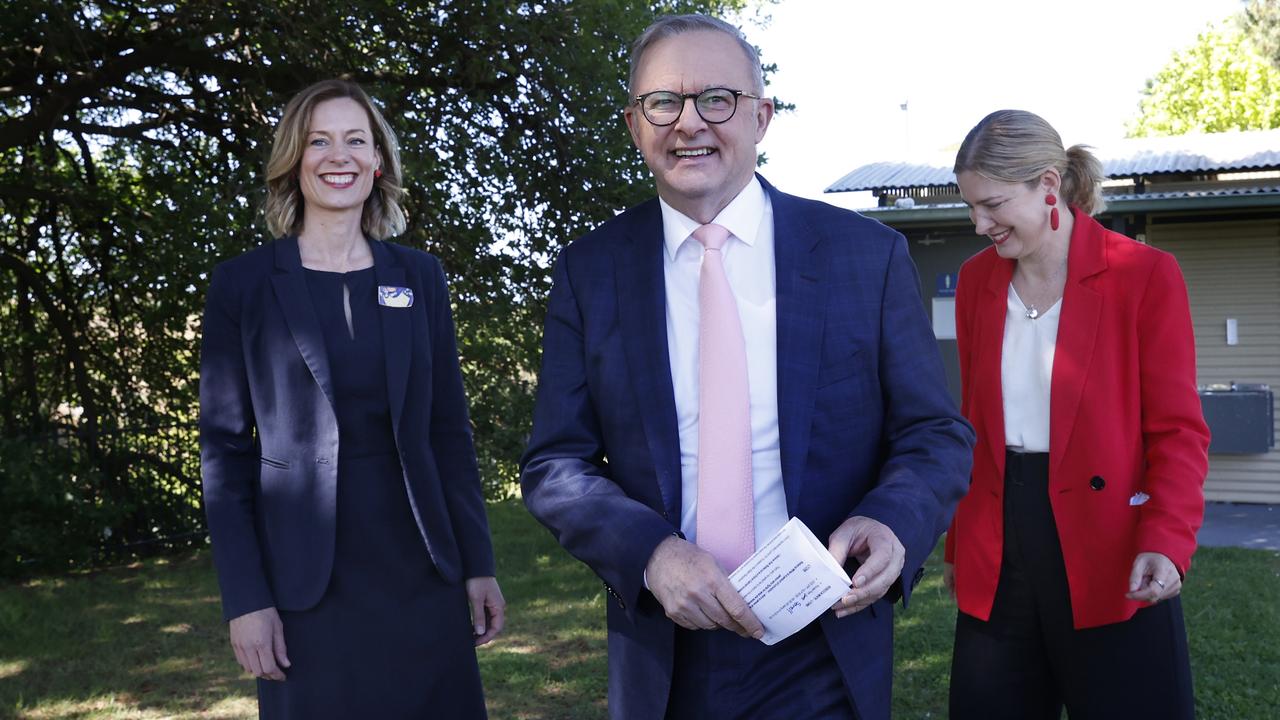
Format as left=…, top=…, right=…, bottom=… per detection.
left=857, top=185, right=1280, bottom=221
left=1103, top=130, right=1280, bottom=175
left=1103, top=184, right=1280, bottom=202
left=827, top=128, right=1280, bottom=193
left=827, top=162, right=956, bottom=192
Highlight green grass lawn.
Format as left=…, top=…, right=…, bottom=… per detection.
left=2, top=500, right=1277, bottom=719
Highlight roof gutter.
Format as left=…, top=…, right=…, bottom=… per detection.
left=854, top=191, right=1280, bottom=225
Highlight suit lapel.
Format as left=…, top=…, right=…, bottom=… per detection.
left=614, top=201, right=682, bottom=519
left=768, top=182, right=826, bottom=514
left=1050, top=211, right=1107, bottom=481
left=372, top=240, right=412, bottom=437
left=271, top=236, right=337, bottom=411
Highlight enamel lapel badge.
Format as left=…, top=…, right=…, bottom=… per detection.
left=378, top=285, right=414, bottom=308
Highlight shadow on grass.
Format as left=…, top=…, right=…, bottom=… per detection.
left=2, top=501, right=1276, bottom=720
left=482, top=500, right=609, bottom=720
left=0, top=552, right=256, bottom=719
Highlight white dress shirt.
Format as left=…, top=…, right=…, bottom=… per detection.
left=660, top=177, right=788, bottom=551
left=1002, top=284, right=1061, bottom=452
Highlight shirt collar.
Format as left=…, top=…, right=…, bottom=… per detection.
left=660, top=176, right=766, bottom=261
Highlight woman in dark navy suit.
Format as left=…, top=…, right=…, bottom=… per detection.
left=199, top=79, right=504, bottom=718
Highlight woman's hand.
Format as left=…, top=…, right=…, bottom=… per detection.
left=943, top=561, right=957, bottom=602
left=1126, top=552, right=1182, bottom=603
left=229, top=606, right=290, bottom=680
left=466, top=576, right=506, bottom=646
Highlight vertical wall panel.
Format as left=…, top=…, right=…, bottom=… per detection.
left=1151, top=217, right=1280, bottom=504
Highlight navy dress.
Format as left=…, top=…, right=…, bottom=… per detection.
left=257, top=267, right=486, bottom=719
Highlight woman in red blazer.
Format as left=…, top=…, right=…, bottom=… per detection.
left=943, top=110, right=1209, bottom=720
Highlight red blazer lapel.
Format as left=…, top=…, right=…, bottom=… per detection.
left=1049, top=210, right=1109, bottom=481
left=972, top=254, right=1014, bottom=480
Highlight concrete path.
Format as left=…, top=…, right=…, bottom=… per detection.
left=1197, top=502, right=1280, bottom=552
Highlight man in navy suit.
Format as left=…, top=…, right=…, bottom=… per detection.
left=520, top=14, right=974, bottom=720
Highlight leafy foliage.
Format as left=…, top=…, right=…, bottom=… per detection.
left=1245, top=0, right=1280, bottom=70
left=1128, top=17, right=1280, bottom=137
left=0, top=0, right=772, bottom=574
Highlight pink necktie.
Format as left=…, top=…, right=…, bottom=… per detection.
left=692, top=223, right=754, bottom=571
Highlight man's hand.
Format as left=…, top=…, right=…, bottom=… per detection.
left=645, top=536, right=764, bottom=639
left=466, top=576, right=506, bottom=646
left=1125, top=552, right=1182, bottom=603
left=828, top=516, right=906, bottom=618
left=229, top=606, right=290, bottom=681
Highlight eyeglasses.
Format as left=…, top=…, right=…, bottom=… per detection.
left=632, top=87, right=761, bottom=127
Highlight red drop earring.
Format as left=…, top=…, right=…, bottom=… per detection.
left=1045, top=192, right=1060, bottom=231
left=374, top=168, right=383, bottom=179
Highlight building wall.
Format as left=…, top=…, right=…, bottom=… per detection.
left=1149, top=214, right=1280, bottom=504
left=904, top=228, right=989, bottom=406
left=893, top=210, right=1280, bottom=504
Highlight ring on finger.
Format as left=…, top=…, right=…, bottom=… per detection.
left=1154, top=578, right=1166, bottom=589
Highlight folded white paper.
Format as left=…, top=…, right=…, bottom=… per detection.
left=728, top=517, right=853, bottom=645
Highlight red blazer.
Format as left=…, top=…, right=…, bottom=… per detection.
left=945, top=209, right=1209, bottom=629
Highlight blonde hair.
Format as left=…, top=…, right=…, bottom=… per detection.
left=954, top=109, right=1107, bottom=216
left=264, top=79, right=406, bottom=239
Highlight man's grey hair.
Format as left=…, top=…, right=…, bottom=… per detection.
left=627, top=14, right=765, bottom=98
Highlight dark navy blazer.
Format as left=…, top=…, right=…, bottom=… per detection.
left=200, top=236, right=495, bottom=622
left=520, top=176, right=975, bottom=720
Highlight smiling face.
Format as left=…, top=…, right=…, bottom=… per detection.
left=297, top=97, right=380, bottom=218
left=956, top=170, right=1058, bottom=261
left=624, top=30, right=773, bottom=222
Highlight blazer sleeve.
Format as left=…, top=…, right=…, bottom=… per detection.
left=424, top=257, right=496, bottom=579
left=199, top=263, right=275, bottom=621
left=1134, top=253, right=1209, bottom=574
left=520, top=253, right=677, bottom=614
left=849, top=234, right=976, bottom=603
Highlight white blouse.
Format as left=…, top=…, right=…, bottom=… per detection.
left=1001, top=284, right=1061, bottom=452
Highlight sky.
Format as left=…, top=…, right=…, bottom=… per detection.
left=742, top=0, right=1248, bottom=209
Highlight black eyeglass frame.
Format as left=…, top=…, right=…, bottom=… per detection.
left=631, top=87, right=763, bottom=127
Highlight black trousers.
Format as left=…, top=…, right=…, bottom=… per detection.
left=949, top=451, right=1194, bottom=720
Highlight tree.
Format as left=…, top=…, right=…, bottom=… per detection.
left=1128, top=18, right=1280, bottom=137
left=0, top=0, right=772, bottom=574
left=1245, top=0, right=1280, bottom=69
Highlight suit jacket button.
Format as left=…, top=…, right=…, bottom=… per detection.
left=1090, top=475, right=1105, bottom=490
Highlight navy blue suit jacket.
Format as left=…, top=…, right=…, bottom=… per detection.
left=200, top=236, right=495, bottom=622
left=520, top=176, right=974, bottom=720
